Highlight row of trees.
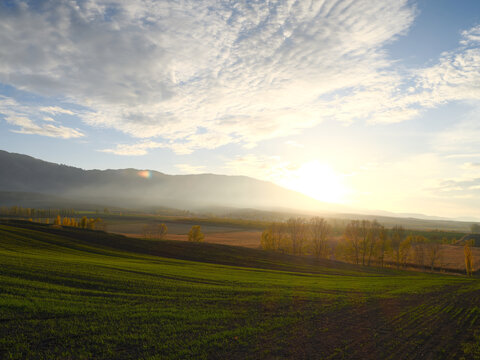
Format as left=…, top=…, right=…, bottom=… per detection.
left=53, top=215, right=105, bottom=230
left=142, top=223, right=168, bottom=239
left=260, top=218, right=474, bottom=274
left=261, top=217, right=331, bottom=256
left=142, top=223, right=205, bottom=242
left=339, top=221, right=443, bottom=270
left=0, top=206, right=76, bottom=218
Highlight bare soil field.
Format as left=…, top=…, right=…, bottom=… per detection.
left=192, top=231, right=261, bottom=248
left=438, top=244, right=480, bottom=272
left=376, top=244, right=480, bottom=274
left=116, top=231, right=263, bottom=248
left=110, top=220, right=478, bottom=274
left=107, top=220, right=246, bottom=235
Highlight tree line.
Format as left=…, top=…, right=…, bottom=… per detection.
left=261, top=217, right=475, bottom=275
left=338, top=221, right=443, bottom=270
left=0, top=206, right=107, bottom=230
left=53, top=215, right=105, bottom=230
left=261, top=217, right=331, bottom=256
left=142, top=223, right=205, bottom=242
left=0, top=206, right=76, bottom=218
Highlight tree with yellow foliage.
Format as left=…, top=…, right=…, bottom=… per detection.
left=188, top=225, right=204, bottom=242
left=157, top=223, right=167, bottom=240
left=260, top=228, right=274, bottom=250
left=465, top=241, right=474, bottom=277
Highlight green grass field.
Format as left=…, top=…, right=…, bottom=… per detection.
left=1, top=220, right=479, bottom=359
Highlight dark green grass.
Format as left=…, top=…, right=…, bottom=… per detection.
left=0, top=220, right=479, bottom=359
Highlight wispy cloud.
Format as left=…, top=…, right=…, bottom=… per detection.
left=175, top=164, right=206, bottom=174
left=40, top=106, right=75, bottom=115
left=413, top=25, right=480, bottom=107
left=99, top=130, right=234, bottom=156
left=5, top=115, right=84, bottom=138
left=99, top=141, right=164, bottom=156
left=0, top=96, right=84, bottom=138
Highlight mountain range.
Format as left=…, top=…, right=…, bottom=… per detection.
left=0, top=149, right=336, bottom=212
left=1, top=150, right=478, bottom=231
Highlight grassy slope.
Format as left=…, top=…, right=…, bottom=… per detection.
left=0, top=221, right=479, bottom=359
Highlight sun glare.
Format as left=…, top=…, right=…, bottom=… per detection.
left=281, top=161, right=346, bottom=203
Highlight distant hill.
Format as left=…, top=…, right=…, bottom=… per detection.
left=0, top=150, right=331, bottom=211
left=1, top=150, right=478, bottom=233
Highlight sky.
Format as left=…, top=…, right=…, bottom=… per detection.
left=1, top=0, right=480, bottom=219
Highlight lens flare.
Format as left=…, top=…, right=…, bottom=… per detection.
left=138, top=170, right=151, bottom=179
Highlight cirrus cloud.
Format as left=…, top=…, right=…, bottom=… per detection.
left=0, top=0, right=416, bottom=151
left=0, top=96, right=84, bottom=138
left=1, top=1, right=480, bottom=157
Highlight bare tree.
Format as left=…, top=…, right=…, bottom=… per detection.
left=359, top=220, right=370, bottom=266
left=426, top=241, right=442, bottom=271
left=286, top=217, right=307, bottom=255
left=390, top=225, right=405, bottom=270
left=411, top=235, right=427, bottom=270
left=143, top=223, right=168, bottom=239
left=367, top=221, right=381, bottom=266
left=310, top=217, right=331, bottom=258
left=376, top=225, right=389, bottom=268
left=344, top=220, right=361, bottom=265
left=399, top=236, right=412, bottom=268
left=270, top=222, right=287, bottom=252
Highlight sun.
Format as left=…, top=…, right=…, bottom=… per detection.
left=280, top=161, right=347, bottom=203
